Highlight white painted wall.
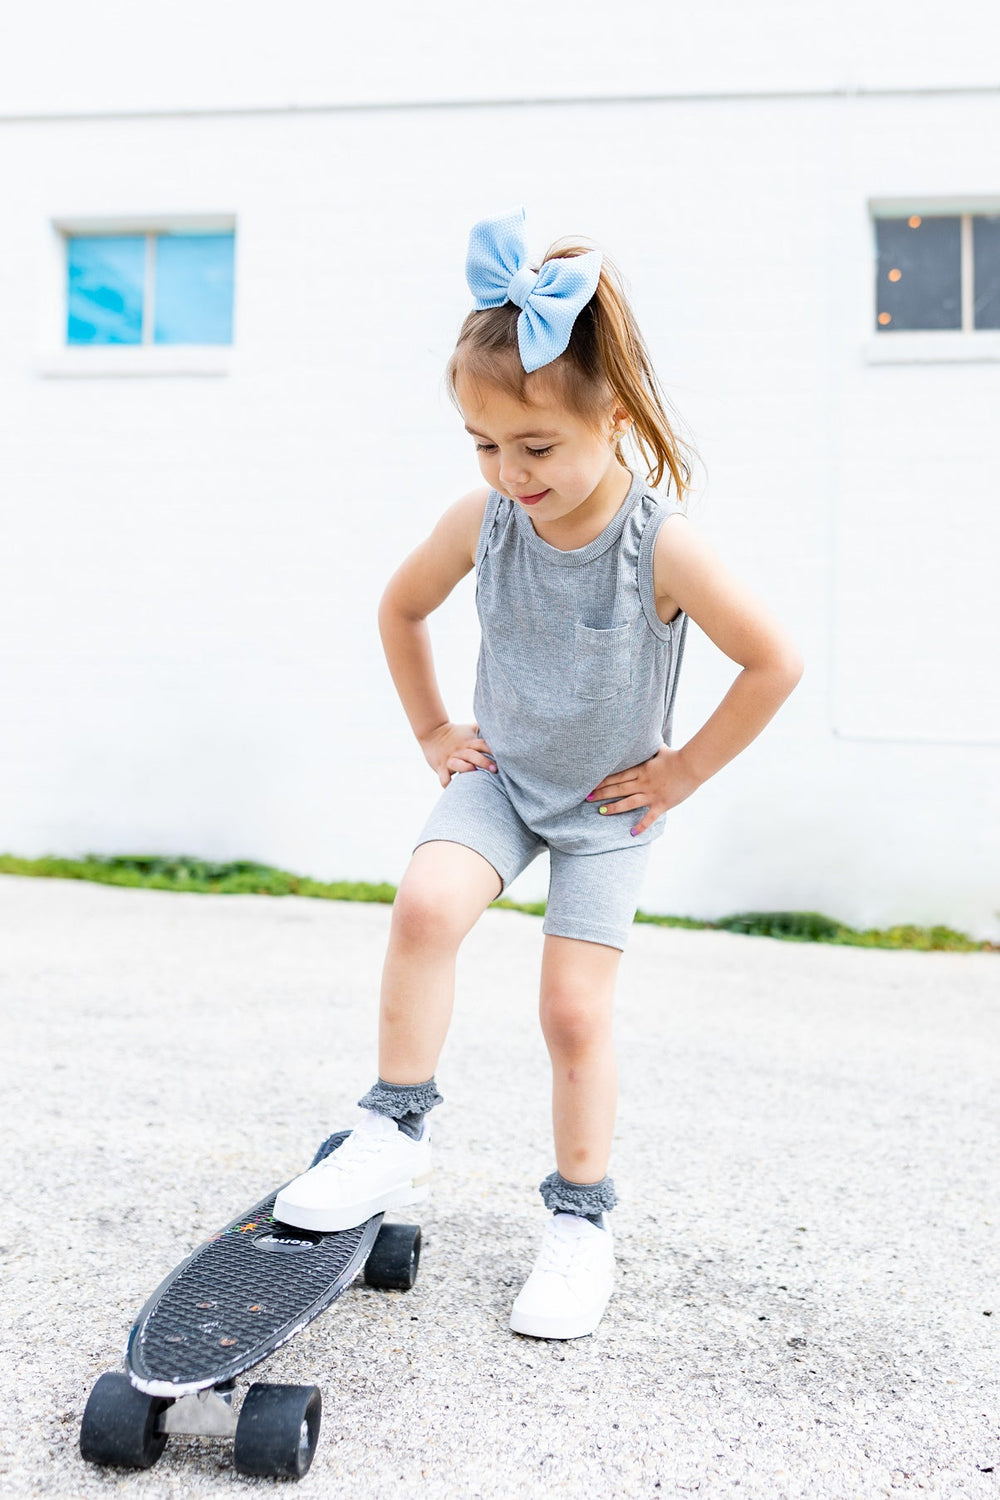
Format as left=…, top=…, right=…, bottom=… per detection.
left=2, top=0, right=997, bottom=115
left=2, top=4, right=998, bottom=939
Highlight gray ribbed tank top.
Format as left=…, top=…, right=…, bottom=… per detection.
left=473, top=466, right=688, bottom=854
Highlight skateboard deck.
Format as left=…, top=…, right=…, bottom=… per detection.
left=80, top=1131, right=422, bottom=1478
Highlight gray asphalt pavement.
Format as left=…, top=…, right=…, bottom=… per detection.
left=1, top=874, right=997, bottom=1498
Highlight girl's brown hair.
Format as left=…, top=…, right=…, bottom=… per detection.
left=446, top=237, right=696, bottom=501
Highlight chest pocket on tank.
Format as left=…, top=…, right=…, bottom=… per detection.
left=573, top=619, right=634, bottom=701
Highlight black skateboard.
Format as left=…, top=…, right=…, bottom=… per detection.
left=80, top=1131, right=421, bottom=1479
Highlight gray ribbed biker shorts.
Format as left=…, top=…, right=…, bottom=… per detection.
left=413, top=767, right=652, bottom=951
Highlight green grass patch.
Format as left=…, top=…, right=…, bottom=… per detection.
left=1, top=853, right=995, bottom=952
left=638, top=907, right=992, bottom=952
left=0, top=853, right=396, bottom=904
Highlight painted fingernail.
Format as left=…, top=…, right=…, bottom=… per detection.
left=630, top=828, right=639, bottom=836
left=598, top=805, right=608, bottom=815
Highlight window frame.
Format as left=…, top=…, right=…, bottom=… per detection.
left=865, top=196, right=1000, bottom=365
left=39, top=213, right=237, bottom=379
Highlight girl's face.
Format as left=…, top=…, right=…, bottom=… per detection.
left=456, top=375, right=631, bottom=530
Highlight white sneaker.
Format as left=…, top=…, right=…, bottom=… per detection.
left=509, top=1213, right=615, bottom=1339
left=273, top=1110, right=432, bottom=1232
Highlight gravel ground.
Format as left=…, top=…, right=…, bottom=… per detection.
left=1, top=873, right=997, bottom=1499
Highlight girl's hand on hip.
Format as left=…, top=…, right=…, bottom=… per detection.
left=586, top=746, right=702, bottom=836
left=420, top=722, right=498, bottom=787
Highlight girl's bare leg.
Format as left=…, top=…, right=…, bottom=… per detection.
left=538, top=935, right=622, bottom=1183
left=378, top=839, right=502, bottom=1083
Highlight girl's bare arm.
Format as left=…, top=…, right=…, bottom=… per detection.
left=378, top=487, right=496, bottom=782
left=591, top=514, right=804, bottom=834
left=655, top=514, right=804, bottom=786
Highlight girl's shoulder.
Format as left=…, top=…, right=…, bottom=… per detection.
left=453, top=482, right=492, bottom=538
left=425, top=484, right=492, bottom=572
left=641, top=491, right=692, bottom=628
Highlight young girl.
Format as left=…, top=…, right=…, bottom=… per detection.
left=275, top=207, right=803, bottom=1339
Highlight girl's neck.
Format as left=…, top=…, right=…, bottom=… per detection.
left=529, top=462, right=634, bottom=552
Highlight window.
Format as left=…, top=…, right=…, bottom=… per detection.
left=874, top=213, right=1000, bottom=334
left=66, top=229, right=235, bottom=346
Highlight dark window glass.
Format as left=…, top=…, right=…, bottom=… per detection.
left=875, top=216, right=961, bottom=332
left=972, top=214, right=1000, bottom=330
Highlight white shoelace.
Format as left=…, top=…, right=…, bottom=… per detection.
left=313, top=1125, right=388, bottom=1175
left=535, top=1222, right=593, bottom=1278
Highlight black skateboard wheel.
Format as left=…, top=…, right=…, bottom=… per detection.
left=364, top=1222, right=422, bottom=1290
left=79, top=1371, right=171, bottom=1470
left=233, top=1382, right=322, bottom=1479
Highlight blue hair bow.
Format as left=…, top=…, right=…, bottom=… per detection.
left=465, top=207, right=603, bottom=374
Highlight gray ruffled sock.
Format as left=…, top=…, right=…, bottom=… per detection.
left=357, top=1077, right=444, bottom=1140
left=539, top=1169, right=617, bottom=1229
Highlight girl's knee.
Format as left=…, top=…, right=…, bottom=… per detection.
left=539, top=936, right=619, bottom=1052
left=539, top=987, right=611, bottom=1054
left=391, top=841, right=501, bottom=949
left=392, top=842, right=500, bottom=947
left=390, top=880, right=467, bottom=949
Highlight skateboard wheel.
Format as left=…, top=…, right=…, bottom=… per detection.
left=233, top=1382, right=322, bottom=1479
left=364, top=1222, right=422, bottom=1291
left=79, top=1371, right=171, bottom=1470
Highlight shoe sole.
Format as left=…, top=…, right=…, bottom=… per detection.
left=273, top=1176, right=431, bottom=1234
left=508, top=1301, right=610, bottom=1340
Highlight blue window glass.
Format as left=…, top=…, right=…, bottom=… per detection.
left=153, top=233, right=235, bottom=345
left=67, top=235, right=146, bottom=345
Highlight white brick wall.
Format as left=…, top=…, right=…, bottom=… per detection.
left=2, top=4, right=998, bottom=939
